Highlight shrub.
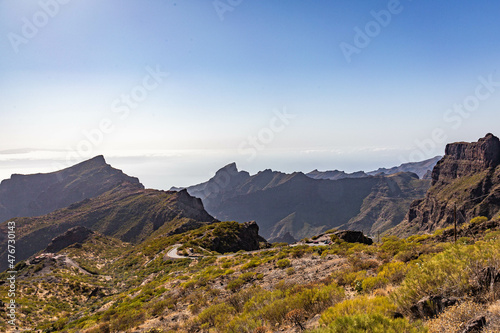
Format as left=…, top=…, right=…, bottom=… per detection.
left=197, top=302, right=234, bottom=329
left=470, top=216, right=488, bottom=225
left=361, top=276, right=389, bottom=292
left=394, top=240, right=500, bottom=314
left=240, top=272, right=255, bottom=282
left=312, top=314, right=426, bottom=333
left=377, top=261, right=408, bottom=284
left=320, top=296, right=397, bottom=325
left=227, top=279, right=245, bottom=292
left=197, top=303, right=234, bottom=329
left=276, top=259, right=291, bottom=269
left=286, top=309, right=306, bottom=330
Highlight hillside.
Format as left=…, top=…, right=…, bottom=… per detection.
left=393, top=133, right=500, bottom=236
left=0, top=155, right=143, bottom=223
left=1, top=215, right=499, bottom=332
left=176, top=165, right=430, bottom=241
left=0, top=183, right=217, bottom=271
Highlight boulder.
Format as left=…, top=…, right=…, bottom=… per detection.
left=334, top=230, right=373, bottom=245
left=410, top=295, right=459, bottom=319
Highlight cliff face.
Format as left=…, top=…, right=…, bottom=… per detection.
left=394, top=134, right=500, bottom=236
left=0, top=156, right=143, bottom=223
left=431, top=133, right=500, bottom=185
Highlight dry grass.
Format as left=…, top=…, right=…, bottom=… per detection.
left=427, top=300, right=486, bottom=333
left=484, top=300, right=500, bottom=333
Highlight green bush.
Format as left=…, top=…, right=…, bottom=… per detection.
left=197, top=302, right=234, bottom=329
left=470, top=216, right=488, bottom=224
left=394, top=240, right=500, bottom=313
left=312, top=314, right=427, bottom=333
left=227, top=279, right=245, bottom=292
left=276, top=259, right=291, bottom=269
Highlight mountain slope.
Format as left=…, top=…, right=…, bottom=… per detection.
left=393, top=133, right=500, bottom=236
left=0, top=183, right=217, bottom=271
left=0, top=155, right=142, bottom=223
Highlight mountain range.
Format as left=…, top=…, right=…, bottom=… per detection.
left=1, top=134, right=500, bottom=332
left=172, top=159, right=439, bottom=241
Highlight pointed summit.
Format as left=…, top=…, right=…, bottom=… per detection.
left=0, top=156, right=143, bottom=223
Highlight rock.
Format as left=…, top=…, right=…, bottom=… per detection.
left=208, top=221, right=270, bottom=253
left=475, top=266, right=500, bottom=293
left=334, top=230, right=373, bottom=245
left=45, top=226, right=94, bottom=253
left=410, top=296, right=459, bottom=319
left=462, top=316, right=486, bottom=333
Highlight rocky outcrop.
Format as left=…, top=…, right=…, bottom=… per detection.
left=410, top=295, right=459, bottom=319
left=334, top=230, right=373, bottom=245
left=0, top=155, right=143, bottom=223
left=393, top=134, right=500, bottom=236
left=209, top=221, right=270, bottom=253
left=45, top=226, right=94, bottom=253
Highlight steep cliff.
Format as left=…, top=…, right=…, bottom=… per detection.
left=393, top=134, right=500, bottom=236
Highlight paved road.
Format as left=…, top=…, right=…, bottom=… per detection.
left=166, top=244, right=188, bottom=259
left=163, top=243, right=320, bottom=260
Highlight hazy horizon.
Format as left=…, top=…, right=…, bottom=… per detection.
left=2, top=1, right=500, bottom=189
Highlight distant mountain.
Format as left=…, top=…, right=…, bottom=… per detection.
left=367, top=156, right=442, bottom=179
left=306, top=169, right=368, bottom=180
left=171, top=162, right=251, bottom=201
left=175, top=164, right=430, bottom=241
left=0, top=155, right=142, bottom=223
left=0, top=182, right=217, bottom=271
left=393, top=134, right=500, bottom=236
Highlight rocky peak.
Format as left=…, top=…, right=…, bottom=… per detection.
left=216, top=162, right=239, bottom=176
left=432, top=134, right=500, bottom=185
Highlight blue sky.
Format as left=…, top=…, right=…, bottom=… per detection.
left=1, top=0, right=500, bottom=189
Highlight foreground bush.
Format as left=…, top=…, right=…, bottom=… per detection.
left=394, top=240, right=500, bottom=313
left=315, top=296, right=426, bottom=333
left=312, top=314, right=426, bottom=333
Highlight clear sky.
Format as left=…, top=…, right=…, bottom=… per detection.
left=1, top=0, right=500, bottom=189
